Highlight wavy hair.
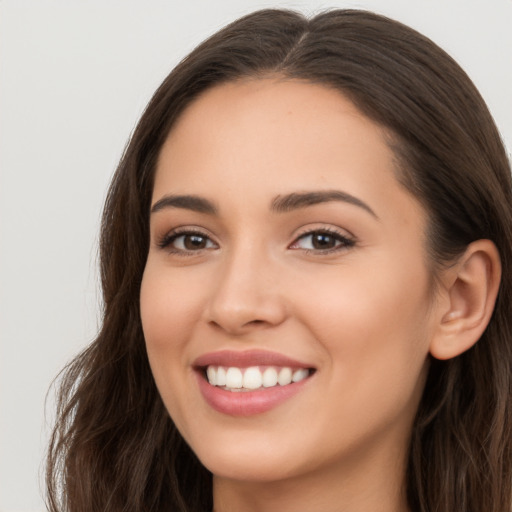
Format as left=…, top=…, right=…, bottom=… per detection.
left=47, top=9, right=512, bottom=512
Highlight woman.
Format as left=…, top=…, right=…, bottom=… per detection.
left=46, top=9, right=512, bottom=512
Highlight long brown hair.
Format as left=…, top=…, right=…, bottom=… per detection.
left=46, top=9, right=512, bottom=512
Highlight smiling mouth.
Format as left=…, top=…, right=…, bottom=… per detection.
left=193, top=351, right=316, bottom=415
left=202, top=365, right=314, bottom=392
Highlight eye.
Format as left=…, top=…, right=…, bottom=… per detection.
left=158, top=230, right=218, bottom=253
left=290, top=229, right=355, bottom=253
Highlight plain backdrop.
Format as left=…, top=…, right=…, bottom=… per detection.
left=1, top=1, right=510, bottom=511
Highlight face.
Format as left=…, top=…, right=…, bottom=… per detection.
left=140, top=79, right=438, bottom=485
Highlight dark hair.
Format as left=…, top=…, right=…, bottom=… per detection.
left=47, top=9, right=512, bottom=512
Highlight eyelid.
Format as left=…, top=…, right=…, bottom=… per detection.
left=156, top=226, right=219, bottom=254
left=155, top=224, right=355, bottom=255
left=288, top=226, right=356, bottom=253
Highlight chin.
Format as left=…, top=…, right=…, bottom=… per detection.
left=187, top=431, right=307, bottom=483
left=203, top=454, right=300, bottom=483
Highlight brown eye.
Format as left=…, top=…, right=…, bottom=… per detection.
left=159, top=231, right=217, bottom=253
left=183, top=234, right=209, bottom=250
left=290, top=230, right=355, bottom=253
left=310, top=233, right=338, bottom=250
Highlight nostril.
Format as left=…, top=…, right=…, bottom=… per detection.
left=241, top=319, right=271, bottom=329
left=208, top=317, right=269, bottom=334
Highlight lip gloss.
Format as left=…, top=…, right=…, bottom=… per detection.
left=193, top=350, right=315, bottom=416
left=196, top=371, right=311, bottom=416
left=193, top=349, right=312, bottom=369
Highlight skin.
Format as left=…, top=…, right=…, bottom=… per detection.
left=140, top=78, right=445, bottom=512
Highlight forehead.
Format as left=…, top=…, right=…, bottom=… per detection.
left=153, top=78, right=424, bottom=228
left=157, top=80, right=389, bottom=185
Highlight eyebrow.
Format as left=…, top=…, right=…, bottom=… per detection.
left=150, top=190, right=378, bottom=219
left=151, top=194, right=217, bottom=215
left=271, top=190, right=378, bottom=218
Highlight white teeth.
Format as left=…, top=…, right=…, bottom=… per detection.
left=278, top=367, right=292, bottom=386
left=205, top=365, right=310, bottom=390
left=243, top=366, right=263, bottom=390
left=292, top=368, right=309, bottom=383
left=225, top=367, right=243, bottom=389
left=216, top=366, right=226, bottom=386
left=206, top=366, right=216, bottom=384
left=262, top=367, right=278, bottom=387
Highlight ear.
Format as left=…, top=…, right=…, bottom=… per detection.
left=429, top=239, right=501, bottom=360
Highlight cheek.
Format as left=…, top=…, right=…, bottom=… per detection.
left=140, top=265, right=204, bottom=351
left=139, top=265, right=206, bottom=414
left=293, top=254, right=434, bottom=389
left=139, top=266, right=203, bottom=429
left=299, top=257, right=431, bottom=335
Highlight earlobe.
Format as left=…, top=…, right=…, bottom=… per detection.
left=429, top=240, right=501, bottom=360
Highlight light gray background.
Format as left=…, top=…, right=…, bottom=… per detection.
left=1, top=1, right=510, bottom=510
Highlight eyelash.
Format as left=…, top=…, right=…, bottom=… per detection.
left=290, top=228, right=356, bottom=254
left=157, top=228, right=217, bottom=255
left=156, top=227, right=355, bottom=255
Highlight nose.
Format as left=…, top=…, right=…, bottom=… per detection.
left=204, top=245, right=287, bottom=335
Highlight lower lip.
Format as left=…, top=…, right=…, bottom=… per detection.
left=196, top=371, right=311, bottom=416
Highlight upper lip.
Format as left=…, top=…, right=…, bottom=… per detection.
left=193, top=349, right=314, bottom=369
